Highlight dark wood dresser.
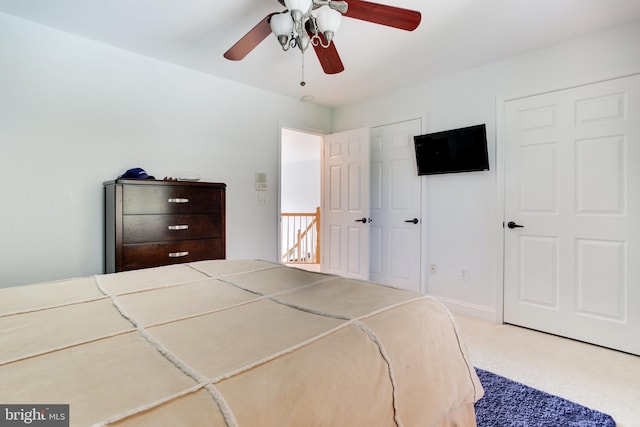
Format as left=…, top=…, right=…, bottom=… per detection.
left=104, top=179, right=226, bottom=273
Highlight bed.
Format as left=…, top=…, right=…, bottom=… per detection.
left=0, top=259, right=483, bottom=426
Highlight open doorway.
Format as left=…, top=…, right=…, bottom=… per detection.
left=280, top=128, right=322, bottom=272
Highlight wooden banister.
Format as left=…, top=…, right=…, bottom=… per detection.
left=281, top=207, right=320, bottom=264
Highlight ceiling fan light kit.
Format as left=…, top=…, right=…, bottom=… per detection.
left=224, top=0, right=421, bottom=80
left=271, top=0, right=344, bottom=53
left=315, top=6, right=342, bottom=43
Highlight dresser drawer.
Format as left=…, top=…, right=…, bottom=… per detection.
left=122, top=213, right=222, bottom=243
left=121, top=238, right=224, bottom=270
left=122, top=185, right=222, bottom=215
left=105, top=179, right=226, bottom=273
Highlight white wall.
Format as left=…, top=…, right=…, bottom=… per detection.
left=332, top=20, right=640, bottom=320
left=281, top=129, right=321, bottom=213
left=281, top=160, right=321, bottom=212
left=0, top=12, right=331, bottom=287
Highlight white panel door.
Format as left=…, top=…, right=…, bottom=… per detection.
left=503, top=74, right=640, bottom=355
left=370, top=119, right=422, bottom=291
left=322, top=128, right=370, bottom=279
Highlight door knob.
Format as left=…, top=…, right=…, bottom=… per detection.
left=507, top=221, right=524, bottom=229
left=355, top=217, right=368, bottom=223
left=404, top=218, right=419, bottom=224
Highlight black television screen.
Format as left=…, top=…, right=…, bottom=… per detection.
left=413, top=124, right=489, bottom=175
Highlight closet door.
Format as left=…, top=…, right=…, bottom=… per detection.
left=369, top=119, right=422, bottom=291
left=503, top=74, right=640, bottom=355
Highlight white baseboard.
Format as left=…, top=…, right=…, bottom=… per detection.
left=435, top=296, right=498, bottom=323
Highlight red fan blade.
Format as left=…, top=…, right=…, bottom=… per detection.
left=344, top=0, right=421, bottom=31
left=224, top=13, right=276, bottom=60
left=311, top=34, right=345, bottom=74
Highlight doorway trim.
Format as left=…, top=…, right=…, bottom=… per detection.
left=277, top=122, right=326, bottom=270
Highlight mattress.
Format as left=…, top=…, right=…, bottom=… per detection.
left=0, top=259, right=483, bottom=426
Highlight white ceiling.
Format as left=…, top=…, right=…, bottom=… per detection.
left=2, top=0, right=640, bottom=108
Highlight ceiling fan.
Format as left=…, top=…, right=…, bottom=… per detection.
left=223, top=0, right=421, bottom=75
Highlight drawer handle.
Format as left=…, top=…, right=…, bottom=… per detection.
left=169, top=251, right=189, bottom=258
left=168, top=225, right=189, bottom=231
left=168, top=198, right=189, bottom=203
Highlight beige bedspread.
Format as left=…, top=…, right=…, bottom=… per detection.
left=0, top=260, right=483, bottom=426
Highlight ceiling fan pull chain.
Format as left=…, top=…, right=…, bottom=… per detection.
left=300, top=51, right=306, bottom=86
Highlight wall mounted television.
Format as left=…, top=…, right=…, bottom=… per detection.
left=413, top=124, right=489, bottom=175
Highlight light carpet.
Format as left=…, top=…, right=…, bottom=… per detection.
left=454, top=315, right=640, bottom=427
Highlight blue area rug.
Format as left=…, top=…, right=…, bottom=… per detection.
left=474, top=368, right=616, bottom=427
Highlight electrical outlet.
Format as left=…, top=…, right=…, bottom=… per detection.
left=257, top=193, right=267, bottom=206
left=429, top=263, right=437, bottom=274
left=459, top=267, right=470, bottom=281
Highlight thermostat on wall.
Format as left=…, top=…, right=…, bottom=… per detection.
left=255, top=172, right=268, bottom=191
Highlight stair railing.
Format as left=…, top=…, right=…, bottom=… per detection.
left=281, top=207, right=320, bottom=264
